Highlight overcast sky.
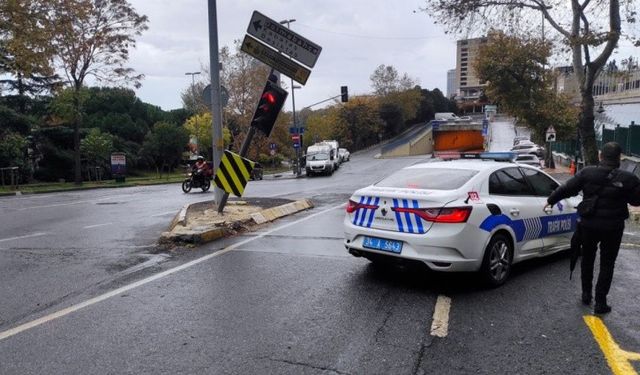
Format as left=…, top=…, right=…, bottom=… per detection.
left=126, top=0, right=458, bottom=112
left=125, top=1, right=638, bottom=112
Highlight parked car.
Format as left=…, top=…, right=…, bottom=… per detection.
left=339, top=148, right=350, bottom=162
left=515, top=154, right=543, bottom=169
left=513, top=136, right=530, bottom=146
left=343, top=152, right=580, bottom=286
left=510, top=143, right=545, bottom=158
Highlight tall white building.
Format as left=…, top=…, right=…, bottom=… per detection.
left=447, top=69, right=457, bottom=98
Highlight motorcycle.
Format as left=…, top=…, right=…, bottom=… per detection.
left=182, top=168, right=211, bottom=193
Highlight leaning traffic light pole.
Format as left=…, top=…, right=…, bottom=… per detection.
left=217, top=73, right=288, bottom=213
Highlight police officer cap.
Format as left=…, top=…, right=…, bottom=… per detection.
left=197, top=156, right=204, bottom=161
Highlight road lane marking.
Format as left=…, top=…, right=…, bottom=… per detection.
left=83, top=223, right=113, bottom=229
left=430, top=295, right=451, bottom=338
left=0, top=203, right=344, bottom=342
left=584, top=315, right=640, bottom=375
left=621, top=243, right=640, bottom=249
left=0, top=232, right=48, bottom=243
left=151, top=211, right=177, bottom=217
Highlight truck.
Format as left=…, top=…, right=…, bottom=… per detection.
left=305, top=143, right=335, bottom=176
left=430, top=119, right=487, bottom=153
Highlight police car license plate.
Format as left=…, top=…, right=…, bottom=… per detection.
left=362, top=236, right=402, bottom=254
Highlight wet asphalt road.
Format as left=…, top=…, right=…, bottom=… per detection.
left=1, top=140, right=640, bottom=374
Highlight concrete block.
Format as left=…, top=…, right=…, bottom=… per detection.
left=251, top=212, right=267, bottom=224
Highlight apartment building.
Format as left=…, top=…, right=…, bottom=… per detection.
left=456, top=37, right=488, bottom=101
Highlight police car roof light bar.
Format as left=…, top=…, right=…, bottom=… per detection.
left=434, top=151, right=516, bottom=162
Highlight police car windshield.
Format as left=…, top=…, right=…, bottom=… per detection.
left=375, top=168, right=478, bottom=190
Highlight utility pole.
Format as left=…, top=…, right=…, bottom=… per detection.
left=208, top=0, right=224, bottom=206
left=279, top=18, right=301, bottom=177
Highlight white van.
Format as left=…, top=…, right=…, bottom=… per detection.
left=320, top=140, right=340, bottom=170
left=306, top=144, right=334, bottom=176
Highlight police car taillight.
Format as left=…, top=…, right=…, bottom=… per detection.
left=392, top=206, right=472, bottom=223
left=346, top=199, right=379, bottom=213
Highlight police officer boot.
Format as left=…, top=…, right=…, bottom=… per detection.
left=594, top=296, right=611, bottom=314
left=581, top=291, right=592, bottom=306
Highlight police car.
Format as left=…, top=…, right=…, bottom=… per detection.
left=343, top=152, right=581, bottom=286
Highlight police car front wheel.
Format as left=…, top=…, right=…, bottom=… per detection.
left=481, top=233, right=513, bottom=287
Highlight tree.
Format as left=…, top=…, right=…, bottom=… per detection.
left=140, top=122, right=188, bottom=176
left=421, top=0, right=637, bottom=165
left=50, top=0, right=148, bottom=184
left=338, top=96, right=384, bottom=150
left=180, top=81, right=208, bottom=115
left=370, top=64, right=417, bottom=96
left=473, top=32, right=578, bottom=141
left=80, top=128, right=113, bottom=179
left=183, top=112, right=231, bottom=158
left=0, top=0, right=59, bottom=111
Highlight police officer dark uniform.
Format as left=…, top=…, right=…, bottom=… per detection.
left=545, top=142, right=640, bottom=314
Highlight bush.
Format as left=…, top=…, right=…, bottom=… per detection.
left=257, top=153, right=284, bottom=166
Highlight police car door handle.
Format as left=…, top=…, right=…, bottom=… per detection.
left=509, top=208, right=520, bottom=217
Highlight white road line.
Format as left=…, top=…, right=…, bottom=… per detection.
left=151, top=211, right=177, bottom=217
left=83, top=223, right=114, bottom=229
left=0, top=232, right=48, bottom=243
left=430, top=295, right=452, bottom=338
left=0, top=203, right=344, bottom=342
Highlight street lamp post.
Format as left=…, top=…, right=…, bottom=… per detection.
left=279, top=19, right=301, bottom=176
left=185, top=71, right=201, bottom=85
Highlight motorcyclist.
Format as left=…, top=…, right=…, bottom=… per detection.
left=192, top=156, right=209, bottom=185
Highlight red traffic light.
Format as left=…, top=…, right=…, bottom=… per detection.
left=259, top=92, right=277, bottom=112
left=251, top=80, right=288, bottom=137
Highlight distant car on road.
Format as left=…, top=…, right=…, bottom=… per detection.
left=513, top=136, right=530, bottom=145
left=510, top=143, right=545, bottom=158
left=343, top=152, right=580, bottom=286
left=515, top=154, right=543, bottom=169
left=339, top=148, right=350, bottom=162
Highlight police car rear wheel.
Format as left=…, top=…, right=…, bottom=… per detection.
left=481, top=234, right=513, bottom=287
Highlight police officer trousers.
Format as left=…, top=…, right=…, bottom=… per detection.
left=580, top=225, right=624, bottom=302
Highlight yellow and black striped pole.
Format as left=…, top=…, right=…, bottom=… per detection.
left=214, top=150, right=254, bottom=198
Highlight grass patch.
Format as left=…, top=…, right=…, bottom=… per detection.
left=0, top=172, right=186, bottom=195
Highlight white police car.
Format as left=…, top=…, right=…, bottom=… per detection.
left=343, top=152, right=581, bottom=286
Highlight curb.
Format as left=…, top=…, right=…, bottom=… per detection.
left=160, top=198, right=314, bottom=245
left=167, top=204, right=189, bottom=231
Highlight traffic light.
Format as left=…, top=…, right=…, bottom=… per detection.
left=341, top=86, right=348, bottom=102
left=251, top=80, right=288, bottom=137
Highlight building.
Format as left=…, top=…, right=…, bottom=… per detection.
left=455, top=37, right=489, bottom=112
left=446, top=69, right=457, bottom=98
left=553, top=65, right=640, bottom=105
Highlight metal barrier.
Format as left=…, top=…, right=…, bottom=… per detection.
left=553, top=121, right=640, bottom=157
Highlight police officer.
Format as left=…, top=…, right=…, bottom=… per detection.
left=545, top=142, right=640, bottom=314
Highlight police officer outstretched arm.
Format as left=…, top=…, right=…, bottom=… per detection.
left=545, top=142, right=640, bottom=314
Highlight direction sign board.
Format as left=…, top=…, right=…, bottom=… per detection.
left=241, top=35, right=311, bottom=85
left=247, top=11, right=322, bottom=68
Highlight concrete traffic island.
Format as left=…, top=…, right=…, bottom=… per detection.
left=160, top=197, right=314, bottom=245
